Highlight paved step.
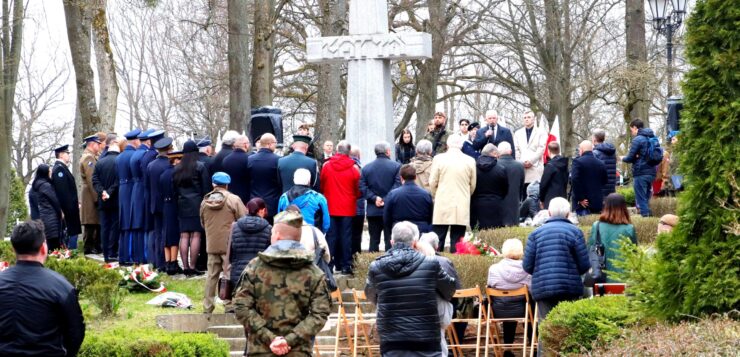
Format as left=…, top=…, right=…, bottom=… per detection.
left=222, top=337, right=246, bottom=352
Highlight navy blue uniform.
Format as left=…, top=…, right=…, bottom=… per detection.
left=277, top=151, right=318, bottom=193
left=129, top=144, right=149, bottom=263
left=146, top=155, right=169, bottom=269
left=159, top=165, right=180, bottom=247
left=51, top=161, right=82, bottom=238
left=115, top=145, right=136, bottom=263
left=93, top=150, right=120, bottom=261
left=248, top=148, right=282, bottom=219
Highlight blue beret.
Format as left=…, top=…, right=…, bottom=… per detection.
left=124, top=128, right=142, bottom=140
left=212, top=172, right=231, bottom=185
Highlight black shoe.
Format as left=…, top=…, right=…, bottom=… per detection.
left=341, top=268, right=353, bottom=276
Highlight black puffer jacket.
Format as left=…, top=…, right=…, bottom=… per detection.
left=365, top=244, right=457, bottom=354
left=593, top=142, right=617, bottom=197
left=229, top=215, right=272, bottom=285
left=30, top=180, right=63, bottom=241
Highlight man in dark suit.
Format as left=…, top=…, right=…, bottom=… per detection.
left=278, top=135, right=318, bottom=193
left=383, top=165, right=433, bottom=233
left=146, top=137, right=173, bottom=270
left=571, top=140, right=608, bottom=215
left=93, top=135, right=121, bottom=262
left=473, top=110, right=516, bottom=158
left=496, top=141, right=525, bottom=226
left=248, top=133, right=282, bottom=222
left=197, top=137, right=214, bottom=173
left=211, top=130, right=239, bottom=174
left=51, top=144, right=82, bottom=249
left=221, top=135, right=252, bottom=205
left=116, top=128, right=141, bottom=265
left=360, top=142, right=401, bottom=252
left=539, top=142, right=569, bottom=209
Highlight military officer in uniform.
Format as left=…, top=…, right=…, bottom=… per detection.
left=80, top=134, right=105, bottom=254
left=160, top=150, right=184, bottom=275
left=129, top=128, right=156, bottom=263
left=93, top=135, right=121, bottom=262
left=146, top=137, right=173, bottom=271
left=51, top=144, right=82, bottom=249
left=197, top=137, right=214, bottom=171
left=140, top=130, right=164, bottom=266
left=116, top=128, right=141, bottom=265
left=277, top=135, right=319, bottom=193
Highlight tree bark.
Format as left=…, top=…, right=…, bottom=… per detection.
left=414, top=0, right=447, bottom=140
left=91, top=0, right=118, bottom=132
left=625, top=0, right=649, bottom=125
left=315, top=0, right=346, bottom=144
left=63, top=0, right=101, bottom=137
left=0, top=0, right=23, bottom=236
left=228, top=0, right=251, bottom=132
left=251, top=0, right=275, bottom=107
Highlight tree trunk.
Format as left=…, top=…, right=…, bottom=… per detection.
left=625, top=0, right=649, bottom=125
left=63, top=0, right=101, bottom=137
left=228, top=0, right=251, bottom=132
left=414, top=0, right=446, bottom=140
left=0, top=0, right=24, bottom=236
left=91, top=0, right=118, bottom=132
left=250, top=0, right=274, bottom=107
left=315, top=0, right=346, bottom=144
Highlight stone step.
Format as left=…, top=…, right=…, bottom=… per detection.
left=207, top=325, right=245, bottom=339
left=222, top=337, right=246, bottom=352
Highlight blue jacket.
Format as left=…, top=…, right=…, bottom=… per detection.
left=523, top=218, right=591, bottom=301
left=352, top=158, right=366, bottom=216
left=360, top=154, right=401, bottom=217
left=277, top=186, right=331, bottom=233
left=593, top=142, right=617, bottom=197
left=571, top=152, right=608, bottom=212
left=247, top=149, right=282, bottom=217
left=622, top=128, right=658, bottom=177
left=129, top=144, right=149, bottom=229
left=140, top=147, right=158, bottom=230
left=462, top=140, right=480, bottom=159
left=221, top=149, right=251, bottom=205
left=146, top=156, right=170, bottom=215
left=116, top=145, right=136, bottom=229
left=383, top=181, right=434, bottom=233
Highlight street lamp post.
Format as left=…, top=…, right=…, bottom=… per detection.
left=647, top=0, right=687, bottom=97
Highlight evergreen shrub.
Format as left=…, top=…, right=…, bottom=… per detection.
left=46, top=257, right=125, bottom=316
left=6, top=170, right=28, bottom=237
left=79, top=328, right=229, bottom=357
left=0, top=240, right=15, bottom=264
left=476, top=226, right=533, bottom=250
left=648, top=0, right=740, bottom=319
left=616, top=186, right=635, bottom=206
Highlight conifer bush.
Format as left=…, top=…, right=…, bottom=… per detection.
left=6, top=170, right=28, bottom=237
left=648, top=0, right=740, bottom=319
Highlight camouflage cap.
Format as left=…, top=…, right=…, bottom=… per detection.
left=273, top=210, right=303, bottom=229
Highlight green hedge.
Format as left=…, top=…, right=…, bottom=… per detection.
left=616, top=186, right=635, bottom=206
left=539, top=296, right=640, bottom=355
left=6, top=170, right=29, bottom=237
left=80, top=328, right=229, bottom=357
left=649, top=197, right=677, bottom=218
left=46, top=257, right=125, bottom=316
left=0, top=240, right=15, bottom=264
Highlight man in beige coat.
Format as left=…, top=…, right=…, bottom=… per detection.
left=429, top=135, right=476, bottom=253
left=514, top=111, right=547, bottom=199
left=80, top=133, right=105, bottom=254
left=200, top=172, right=247, bottom=313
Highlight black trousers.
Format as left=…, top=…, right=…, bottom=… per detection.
left=433, top=225, right=466, bottom=253
left=83, top=224, right=101, bottom=253
left=367, top=216, right=391, bottom=252
left=351, top=215, right=364, bottom=258
left=99, top=210, right=119, bottom=261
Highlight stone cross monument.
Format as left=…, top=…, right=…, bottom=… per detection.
left=306, top=0, right=432, bottom=165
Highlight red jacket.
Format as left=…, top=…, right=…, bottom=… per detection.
left=320, top=154, right=361, bottom=216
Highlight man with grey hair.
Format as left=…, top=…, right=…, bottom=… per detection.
left=410, top=139, right=434, bottom=191
left=211, top=130, right=240, bottom=173
left=473, top=109, right=515, bottom=157
left=365, top=221, right=457, bottom=356
left=523, top=197, right=590, bottom=356
left=221, top=135, right=252, bottom=205
left=497, top=141, right=525, bottom=226
left=321, top=140, right=361, bottom=275
left=430, top=135, right=476, bottom=252
left=360, top=141, right=402, bottom=252
left=591, top=128, right=617, bottom=198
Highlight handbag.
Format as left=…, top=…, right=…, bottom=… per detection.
left=584, top=222, right=607, bottom=287
left=218, top=276, right=233, bottom=300
left=312, top=227, right=337, bottom=291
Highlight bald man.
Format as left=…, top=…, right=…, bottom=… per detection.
left=248, top=133, right=282, bottom=222
left=571, top=140, right=608, bottom=215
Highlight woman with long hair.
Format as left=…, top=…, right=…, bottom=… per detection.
left=29, top=164, right=63, bottom=250
left=173, top=140, right=211, bottom=275
left=395, top=129, right=416, bottom=164
left=588, top=193, right=638, bottom=282
left=229, top=198, right=272, bottom=287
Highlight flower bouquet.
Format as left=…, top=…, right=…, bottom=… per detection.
left=49, top=248, right=78, bottom=260
left=117, top=264, right=166, bottom=293
left=455, top=233, right=500, bottom=257
left=0, top=261, right=9, bottom=272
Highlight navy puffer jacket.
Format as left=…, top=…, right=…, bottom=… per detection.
left=365, top=244, right=457, bottom=354
left=523, top=218, right=590, bottom=301
left=622, top=128, right=658, bottom=177
left=594, top=142, right=617, bottom=197
left=229, top=215, right=271, bottom=285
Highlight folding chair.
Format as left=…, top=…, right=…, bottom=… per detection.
left=485, top=286, right=533, bottom=357
left=593, top=283, right=626, bottom=297
left=445, top=286, right=486, bottom=357
left=529, top=303, right=538, bottom=357
left=314, top=289, right=353, bottom=356
left=352, top=289, right=380, bottom=357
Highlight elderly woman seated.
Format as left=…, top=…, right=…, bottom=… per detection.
left=487, top=239, right=532, bottom=357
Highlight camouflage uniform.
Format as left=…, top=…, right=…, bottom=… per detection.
left=422, top=127, right=450, bottom=156
left=234, top=240, right=331, bottom=356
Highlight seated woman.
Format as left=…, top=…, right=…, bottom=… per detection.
left=487, top=239, right=531, bottom=357
left=589, top=193, right=638, bottom=283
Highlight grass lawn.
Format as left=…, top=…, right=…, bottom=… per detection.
left=83, top=275, right=211, bottom=332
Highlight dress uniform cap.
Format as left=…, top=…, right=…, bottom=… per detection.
left=124, top=128, right=142, bottom=140
left=196, top=136, right=212, bottom=147
left=292, top=135, right=312, bottom=144
left=83, top=135, right=101, bottom=144
left=468, top=122, right=481, bottom=130
left=146, top=129, right=165, bottom=141
left=154, top=137, right=173, bottom=150
left=167, top=150, right=183, bottom=159
left=273, top=210, right=303, bottom=229
left=53, top=144, right=70, bottom=154
left=137, top=128, right=156, bottom=139
left=212, top=172, right=231, bottom=185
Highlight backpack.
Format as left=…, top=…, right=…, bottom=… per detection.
left=645, top=136, right=664, bottom=166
